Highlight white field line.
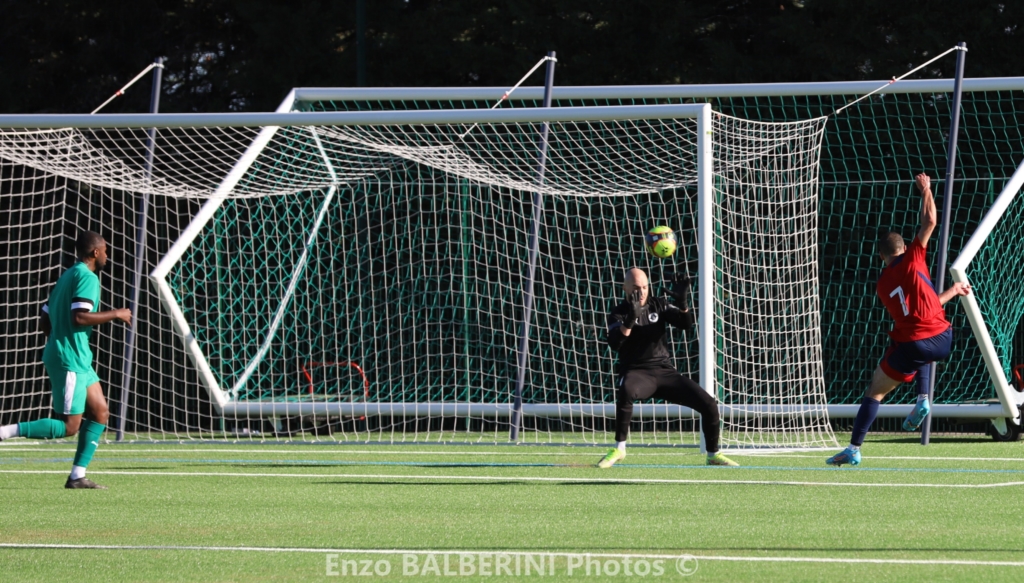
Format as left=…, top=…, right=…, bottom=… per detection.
left=3, top=447, right=1024, bottom=462
left=2, top=469, right=1022, bottom=488
left=0, top=543, right=1022, bottom=567
left=0, top=447, right=638, bottom=456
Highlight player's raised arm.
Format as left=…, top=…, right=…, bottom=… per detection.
left=915, top=173, right=938, bottom=248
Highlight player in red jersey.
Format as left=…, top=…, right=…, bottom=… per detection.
left=827, top=173, right=971, bottom=466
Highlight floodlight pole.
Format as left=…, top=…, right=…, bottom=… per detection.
left=116, top=57, right=164, bottom=441
left=923, top=42, right=967, bottom=445
left=510, top=51, right=556, bottom=441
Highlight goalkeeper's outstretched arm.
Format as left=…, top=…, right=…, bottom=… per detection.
left=663, top=303, right=695, bottom=331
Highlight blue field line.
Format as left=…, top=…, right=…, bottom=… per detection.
left=3, top=456, right=1024, bottom=476
left=0, top=458, right=565, bottom=468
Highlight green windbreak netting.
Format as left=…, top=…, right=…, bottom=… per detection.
left=310, top=89, right=1024, bottom=406
left=956, top=174, right=1024, bottom=395
left=171, top=174, right=699, bottom=407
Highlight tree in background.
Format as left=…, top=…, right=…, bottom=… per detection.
left=0, top=0, right=1021, bottom=114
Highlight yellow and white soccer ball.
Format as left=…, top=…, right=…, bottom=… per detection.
left=645, top=225, right=677, bottom=259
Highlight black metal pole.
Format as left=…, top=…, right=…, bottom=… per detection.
left=116, top=57, right=163, bottom=441
left=510, top=52, right=556, bottom=441
left=923, top=42, right=966, bottom=445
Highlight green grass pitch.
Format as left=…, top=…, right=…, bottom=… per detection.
left=2, top=435, right=1024, bottom=582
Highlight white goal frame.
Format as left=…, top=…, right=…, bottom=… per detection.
left=174, top=102, right=719, bottom=419
left=949, top=158, right=1024, bottom=424
left=152, top=101, right=716, bottom=418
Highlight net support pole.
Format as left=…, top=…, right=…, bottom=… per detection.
left=510, top=51, right=556, bottom=441
left=116, top=57, right=164, bottom=442
left=923, top=42, right=967, bottom=445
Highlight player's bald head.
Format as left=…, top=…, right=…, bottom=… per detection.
left=623, top=268, right=650, bottom=305
left=624, top=268, right=648, bottom=288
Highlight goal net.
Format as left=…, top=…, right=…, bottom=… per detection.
left=0, top=101, right=833, bottom=448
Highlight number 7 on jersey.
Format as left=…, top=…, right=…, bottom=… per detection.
left=889, top=286, right=909, bottom=316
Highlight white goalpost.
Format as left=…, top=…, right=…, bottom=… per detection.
left=950, top=158, right=1024, bottom=430
left=0, top=90, right=837, bottom=448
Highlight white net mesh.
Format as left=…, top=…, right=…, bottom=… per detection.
left=0, top=108, right=835, bottom=448
left=712, top=115, right=832, bottom=447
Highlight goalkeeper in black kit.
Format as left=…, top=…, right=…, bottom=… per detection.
left=598, top=268, right=738, bottom=468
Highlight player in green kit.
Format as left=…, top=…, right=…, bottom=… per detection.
left=0, top=231, right=131, bottom=489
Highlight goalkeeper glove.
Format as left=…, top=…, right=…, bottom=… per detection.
left=622, top=289, right=642, bottom=330
left=666, top=273, right=692, bottom=309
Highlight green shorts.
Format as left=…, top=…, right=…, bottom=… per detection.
left=46, top=365, right=100, bottom=416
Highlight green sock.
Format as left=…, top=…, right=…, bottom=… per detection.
left=18, top=418, right=67, bottom=439
left=72, top=420, right=106, bottom=469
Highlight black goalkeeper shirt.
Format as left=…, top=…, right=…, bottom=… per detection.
left=606, top=296, right=692, bottom=373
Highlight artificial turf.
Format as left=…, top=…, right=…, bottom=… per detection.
left=2, top=435, right=1023, bottom=582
